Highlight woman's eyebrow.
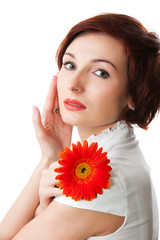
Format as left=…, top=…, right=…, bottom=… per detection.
left=91, top=59, right=117, bottom=70
left=64, top=52, right=117, bottom=70
left=64, top=52, right=75, bottom=58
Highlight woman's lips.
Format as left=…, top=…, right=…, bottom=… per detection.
left=64, top=98, right=87, bottom=111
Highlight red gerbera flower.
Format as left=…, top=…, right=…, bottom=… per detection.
left=55, top=140, right=112, bottom=201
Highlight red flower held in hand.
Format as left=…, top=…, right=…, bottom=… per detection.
left=55, top=140, right=112, bottom=201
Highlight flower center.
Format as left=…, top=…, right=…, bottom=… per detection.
left=76, top=163, right=91, bottom=179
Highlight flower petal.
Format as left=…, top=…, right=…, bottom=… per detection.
left=77, top=141, right=83, bottom=154
left=72, top=145, right=81, bottom=159
left=82, top=140, right=88, bottom=158
left=85, top=182, right=96, bottom=200
left=92, top=178, right=103, bottom=194
left=87, top=142, right=98, bottom=158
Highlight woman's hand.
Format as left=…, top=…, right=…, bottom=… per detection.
left=32, top=75, right=73, bottom=161
left=35, top=162, right=63, bottom=216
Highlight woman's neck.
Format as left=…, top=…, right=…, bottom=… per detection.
left=77, top=121, right=118, bottom=142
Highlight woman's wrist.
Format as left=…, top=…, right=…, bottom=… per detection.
left=34, top=204, right=44, bottom=217
left=34, top=202, right=50, bottom=217
left=39, top=154, right=58, bottom=168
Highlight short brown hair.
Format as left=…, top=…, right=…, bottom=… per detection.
left=56, top=13, right=160, bottom=129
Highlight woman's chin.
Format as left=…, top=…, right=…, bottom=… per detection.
left=61, top=113, right=86, bottom=126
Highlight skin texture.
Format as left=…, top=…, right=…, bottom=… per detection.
left=0, top=32, right=130, bottom=239
left=57, top=32, right=129, bottom=141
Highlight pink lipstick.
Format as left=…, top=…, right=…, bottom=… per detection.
left=64, top=98, right=87, bottom=111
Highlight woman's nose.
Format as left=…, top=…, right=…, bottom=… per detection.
left=68, top=73, right=85, bottom=93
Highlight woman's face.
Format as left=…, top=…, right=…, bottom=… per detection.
left=57, top=32, right=128, bottom=132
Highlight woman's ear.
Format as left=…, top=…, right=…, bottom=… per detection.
left=127, top=97, right=135, bottom=111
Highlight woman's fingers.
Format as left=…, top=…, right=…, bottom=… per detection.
left=39, top=162, right=63, bottom=204
left=49, top=187, right=63, bottom=197
left=49, top=161, right=61, bottom=170
left=40, top=162, right=61, bottom=186
left=32, top=106, right=46, bottom=139
left=42, top=76, right=58, bottom=117
left=39, top=187, right=63, bottom=206
left=40, top=171, right=59, bottom=187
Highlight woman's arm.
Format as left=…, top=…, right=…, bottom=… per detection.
left=11, top=201, right=125, bottom=240
left=0, top=76, right=73, bottom=239
left=10, top=162, right=124, bottom=240
left=0, top=160, right=63, bottom=240
left=0, top=157, right=52, bottom=240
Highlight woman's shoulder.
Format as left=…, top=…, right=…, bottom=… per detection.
left=54, top=121, right=158, bottom=238
left=54, top=121, right=146, bottom=216
left=87, top=121, right=138, bottom=153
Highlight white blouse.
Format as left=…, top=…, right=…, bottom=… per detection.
left=54, top=121, right=159, bottom=240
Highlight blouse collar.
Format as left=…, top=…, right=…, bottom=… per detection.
left=86, top=120, right=130, bottom=144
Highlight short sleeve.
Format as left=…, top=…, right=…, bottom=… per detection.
left=54, top=167, right=127, bottom=217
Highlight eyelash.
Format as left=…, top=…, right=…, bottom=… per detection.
left=63, top=61, right=76, bottom=70
left=62, top=61, right=110, bottom=79
left=94, top=69, right=110, bottom=79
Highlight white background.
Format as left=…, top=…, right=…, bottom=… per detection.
left=0, top=0, right=160, bottom=235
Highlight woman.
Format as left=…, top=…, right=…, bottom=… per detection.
left=0, top=13, right=159, bottom=239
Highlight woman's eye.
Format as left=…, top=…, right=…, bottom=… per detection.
left=63, top=62, right=76, bottom=70
left=94, top=69, right=110, bottom=78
